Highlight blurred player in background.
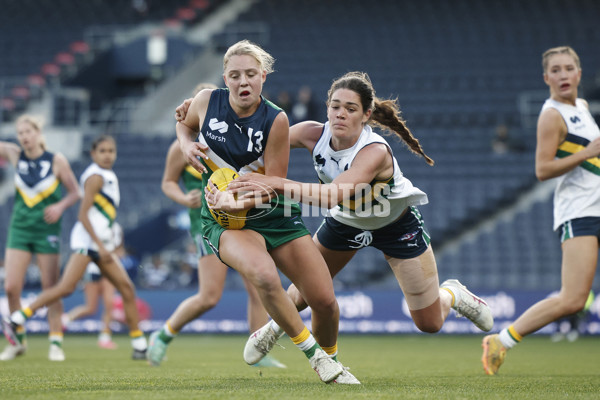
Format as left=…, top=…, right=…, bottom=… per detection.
left=147, top=82, right=285, bottom=368
left=231, top=72, right=493, bottom=343
left=175, top=40, right=354, bottom=384
left=2, top=135, right=148, bottom=360
left=0, top=114, right=80, bottom=361
left=62, top=222, right=126, bottom=350
left=482, top=46, right=600, bottom=375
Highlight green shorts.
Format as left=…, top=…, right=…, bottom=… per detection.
left=7, top=226, right=61, bottom=254
left=191, top=231, right=214, bottom=257
left=201, top=202, right=310, bottom=260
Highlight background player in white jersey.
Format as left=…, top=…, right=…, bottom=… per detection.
left=0, top=114, right=80, bottom=361
left=482, top=46, right=600, bottom=375
left=63, top=222, right=125, bottom=350
left=231, top=71, right=493, bottom=341
left=147, top=82, right=284, bottom=368
left=2, top=135, right=148, bottom=360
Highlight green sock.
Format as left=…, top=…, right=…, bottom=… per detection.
left=158, top=328, right=174, bottom=344
left=16, top=327, right=26, bottom=345
left=290, top=327, right=319, bottom=359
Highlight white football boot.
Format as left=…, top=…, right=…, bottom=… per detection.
left=441, top=279, right=494, bottom=331
left=309, top=348, right=343, bottom=383
left=0, top=342, right=26, bottom=361
left=48, top=343, right=65, bottom=362
left=332, top=361, right=361, bottom=384
left=243, top=321, right=284, bottom=365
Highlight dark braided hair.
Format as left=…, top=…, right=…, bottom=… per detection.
left=327, top=72, right=434, bottom=166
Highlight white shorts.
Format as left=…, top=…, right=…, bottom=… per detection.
left=70, top=217, right=116, bottom=253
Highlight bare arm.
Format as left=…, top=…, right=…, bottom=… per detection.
left=535, top=107, right=600, bottom=181
left=175, top=98, right=194, bottom=122
left=233, top=142, right=392, bottom=209
left=0, top=141, right=21, bottom=167
left=44, top=153, right=80, bottom=224
left=289, top=120, right=323, bottom=151
left=175, top=89, right=212, bottom=173
left=161, top=139, right=202, bottom=208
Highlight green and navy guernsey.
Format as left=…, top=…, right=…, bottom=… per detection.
left=312, top=121, right=428, bottom=230
left=196, top=88, right=308, bottom=253
left=541, top=98, right=600, bottom=231
left=8, top=151, right=62, bottom=250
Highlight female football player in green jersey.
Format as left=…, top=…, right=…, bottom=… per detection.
left=147, top=83, right=283, bottom=368
left=175, top=40, right=356, bottom=384
left=0, top=114, right=80, bottom=361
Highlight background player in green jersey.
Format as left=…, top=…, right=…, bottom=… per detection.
left=0, top=114, right=80, bottom=361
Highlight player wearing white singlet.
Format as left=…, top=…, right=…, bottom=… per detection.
left=2, top=136, right=148, bottom=360
left=482, top=46, right=600, bottom=375
left=232, top=72, right=493, bottom=346
left=540, top=98, right=600, bottom=231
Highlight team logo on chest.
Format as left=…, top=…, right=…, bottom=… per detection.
left=207, top=118, right=228, bottom=143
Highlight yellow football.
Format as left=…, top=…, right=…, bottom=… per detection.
left=208, top=167, right=247, bottom=230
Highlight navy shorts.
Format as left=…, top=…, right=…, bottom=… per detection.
left=558, top=217, right=600, bottom=243
left=316, top=206, right=431, bottom=259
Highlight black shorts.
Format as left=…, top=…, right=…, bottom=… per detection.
left=316, top=206, right=430, bottom=259
left=558, top=217, right=600, bottom=243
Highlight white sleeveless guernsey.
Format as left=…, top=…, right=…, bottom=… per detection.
left=541, top=98, right=600, bottom=230
left=312, top=122, right=428, bottom=230
left=70, top=163, right=120, bottom=252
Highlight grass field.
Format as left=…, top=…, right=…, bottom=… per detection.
left=0, top=334, right=598, bottom=399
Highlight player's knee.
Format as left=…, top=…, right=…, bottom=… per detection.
left=4, top=281, right=20, bottom=298
left=249, top=266, right=280, bottom=294
left=561, top=295, right=587, bottom=316
left=198, top=290, right=222, bottom=310
left=60, top=281, right=78, bottom=297
left=416, top=319, right=443, bottom=334
left=118, top=280, right=136, bottom=301
left=306, top=293, right=338, bottom=317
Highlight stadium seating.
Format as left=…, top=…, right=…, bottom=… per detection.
left=0, top=0, right=224, bottom=122
left=0, top=0, right=597, bottom=291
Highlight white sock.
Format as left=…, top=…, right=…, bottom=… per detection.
left=441, top=286, right=461, bottom=309
left=498, top=328, right=519, bottom=349
left=270, top=320, right=284, bottom=337
left=10, top=311, right=26, bottom=325
left=131, top=335, right=148, bottom=351
left=98, top=332, right=112, bottom=342
left=49, top=334, right=63, bottom=344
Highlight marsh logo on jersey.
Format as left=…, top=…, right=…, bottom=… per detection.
left=209, top=118, right=228, bottom=133
left=570, top=115, right=581, bottom=124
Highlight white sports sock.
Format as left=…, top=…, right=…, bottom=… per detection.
left=498, top=328, right=518, bottom=349
left=98, top=332, right=112, bottom=342
left=131, top=335, right=148, bottom=351
left=270, top=320, right=284, bottom=337
left=10, top=311, right=26, bottom=325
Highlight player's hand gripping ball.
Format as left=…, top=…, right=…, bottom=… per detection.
left=208, top=167, right=248, bottom=229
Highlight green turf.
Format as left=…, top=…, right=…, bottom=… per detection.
left=0, top=334, right=598, bottom=399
